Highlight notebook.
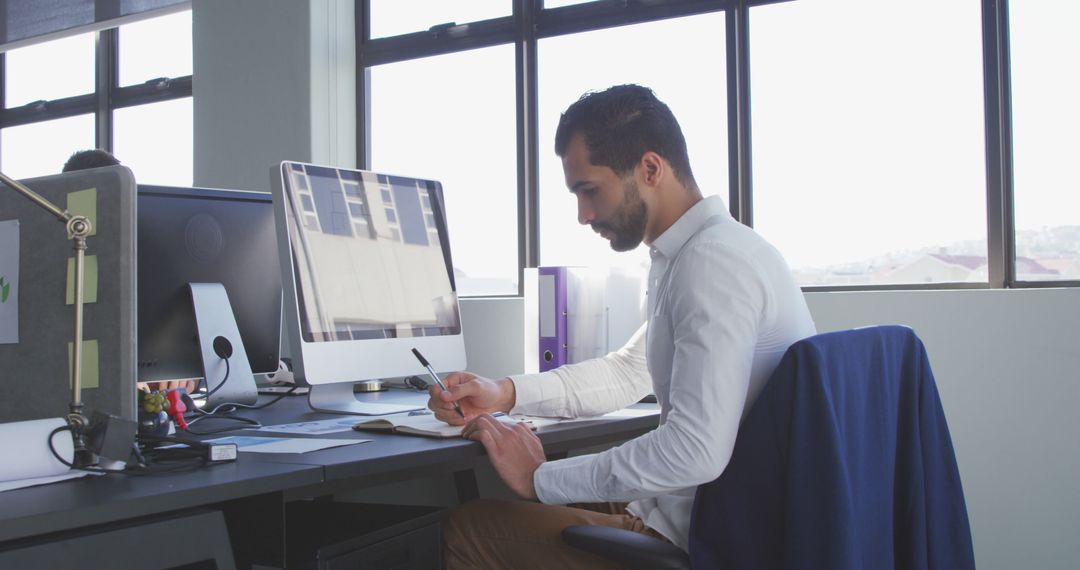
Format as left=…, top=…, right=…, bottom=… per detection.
left=352, top=411, right=532, bottom=438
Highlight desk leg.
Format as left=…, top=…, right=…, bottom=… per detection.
left=453, top=469, right=480, bottom=503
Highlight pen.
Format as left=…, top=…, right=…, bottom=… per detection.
left=411, top=348, right=465, bottom=419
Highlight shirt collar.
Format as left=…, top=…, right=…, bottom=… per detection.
left=650, top=195, right=730, bottom=259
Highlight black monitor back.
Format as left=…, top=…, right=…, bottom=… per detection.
left=137, top=185, right=282, bottom=382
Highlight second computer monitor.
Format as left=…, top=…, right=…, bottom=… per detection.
left=271, top=162, right=466, bottom=415
left=137, top=185, right=283, bottom=389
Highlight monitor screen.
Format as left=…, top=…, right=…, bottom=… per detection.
left=272, top=162, right=465, bottom=414
left=137, top=185, right=282, bottom=383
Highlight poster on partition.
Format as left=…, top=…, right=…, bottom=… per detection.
left=0, top=220, right=19, bottom=344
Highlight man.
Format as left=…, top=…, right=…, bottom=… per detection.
left=429, top=84, right=816, bottom=568
left=62, top=148, right=120, bottom=172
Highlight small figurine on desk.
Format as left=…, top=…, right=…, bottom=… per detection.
left=165, top=390, right=188, bottom=431
left=137, top=390, right=171, bottom=436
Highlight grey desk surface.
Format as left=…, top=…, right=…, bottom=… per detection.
left=0, top=389, right=659, bottom=545
left=0, top=457, right=321, bottom=544
left=216, top=390, right=660, bottom=484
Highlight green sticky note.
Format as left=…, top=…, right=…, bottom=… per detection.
left=68, top=338, right=100, bottom=390
left=66, top=188, right=98, bottom=237
left=66, top=255, right=99, bottom=305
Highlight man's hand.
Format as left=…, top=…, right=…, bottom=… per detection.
left=427, top=372, right=515, bottom=426
left=462, top=413, right=545, bottom=500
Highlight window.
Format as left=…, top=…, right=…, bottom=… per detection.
left=537, top=13, right=728, bottom=271
left=369, top=45, right=518, bottom=296
left=1008, top=1, right=1080, bottom=282
left=360, top=0, right=1064, bottom=292
left=3, top=32, right=95, bottom=108
left=118, top=10, right=193, bottom=86
left=750, top=0, right=986, bottom=286
left=0, top=114, right=95, bottom=179
left=113, top=98, right=193, bottom=186
left=1, top=10, right=192, bottom=184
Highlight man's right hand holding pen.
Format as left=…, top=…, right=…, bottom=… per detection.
left=426, top=372, right=517, bottom=426
left=428, top=372, right=545, bottom=500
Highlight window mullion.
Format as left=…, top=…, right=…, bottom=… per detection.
left=96, top=27, right=118, bottom=152
left=727, top=1, right=752, bottom=226
left=980, top=0, right=1015, bottom=288
left=517, top=0, right=540, bottom=280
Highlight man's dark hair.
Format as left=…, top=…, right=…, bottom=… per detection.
left=62, top=149, right=120, bottom=172
left=554, top=84, right=697, bottom=189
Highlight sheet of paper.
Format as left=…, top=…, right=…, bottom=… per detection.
left=253, top=417, right=361, bottom=435
left=0, top=471, right=97, bottom=493
left=514, top=407, right=659, bottom=428
left=206, top=435, right=371, bottom=454
left=0, top=220, right=19, bottom=344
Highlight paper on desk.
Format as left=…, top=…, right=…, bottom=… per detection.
left=0, top=471, right=97, bottom=493
left=0, top=416, right=102, bottom=493
left=206, top=435, right=372, bottom=454
left=252, top=417, right=360, bottom=435
left=515, top=407, right=659, bottom=428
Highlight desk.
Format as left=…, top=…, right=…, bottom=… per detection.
left=0, top=391, right=660, bottom=569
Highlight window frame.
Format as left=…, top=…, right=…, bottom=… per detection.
left=0, top=20, right=193, bottom=173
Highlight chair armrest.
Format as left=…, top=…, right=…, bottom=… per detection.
left=561, top=525, right=690, bottom=570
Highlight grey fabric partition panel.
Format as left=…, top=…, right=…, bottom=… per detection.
left=0, top=165, right=137, bottom=423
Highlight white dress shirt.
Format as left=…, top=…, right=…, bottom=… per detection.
left=510, top=195, right=816, bottom=550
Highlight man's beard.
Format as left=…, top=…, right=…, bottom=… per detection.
left=591, top=179, right=647, bottom=252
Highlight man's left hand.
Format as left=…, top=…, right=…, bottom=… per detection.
left=462, top=414, right=546, bottom=500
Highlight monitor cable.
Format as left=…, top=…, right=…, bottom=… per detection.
left=180, top=337, right=295, bottom=435
left=190, top=335, right=233, bottom=402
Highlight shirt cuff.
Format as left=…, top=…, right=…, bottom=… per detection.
left=533, top=454, right=599, bottom=505
left=508, top=372, right=565, bottom=416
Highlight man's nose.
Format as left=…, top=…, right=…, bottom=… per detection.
left=577, top=197, right=594, bottom=226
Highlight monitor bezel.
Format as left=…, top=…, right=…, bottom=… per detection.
left=270, top=161, right=467, bottom=387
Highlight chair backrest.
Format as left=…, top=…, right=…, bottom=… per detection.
left=688, top=325, right=975, bottom=570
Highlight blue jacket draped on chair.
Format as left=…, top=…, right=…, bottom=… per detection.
left=689, top=325, right=975, bottom=569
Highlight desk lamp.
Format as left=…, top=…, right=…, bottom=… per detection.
left=0, top=170, right=95, bottom=468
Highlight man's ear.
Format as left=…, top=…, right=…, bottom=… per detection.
left=639, top=151, right=664, bottom=187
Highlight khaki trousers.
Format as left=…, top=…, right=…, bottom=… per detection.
left=443, top=499, right=672, bottom=570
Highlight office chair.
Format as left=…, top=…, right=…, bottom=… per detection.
left=563, top=325, right=975, bottom=569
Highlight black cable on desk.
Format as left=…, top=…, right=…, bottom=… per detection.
left=181, top=387, right=297, bottom=435
left=46, top=425, right=210, bottom=475
left=46, top=425, right=123, bottom=474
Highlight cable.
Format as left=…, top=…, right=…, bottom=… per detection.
left=47, top=425, right=212, bottom=475
left=47, top=425, right=123, bottom=474
left=191, top=357, right=230, bottom=402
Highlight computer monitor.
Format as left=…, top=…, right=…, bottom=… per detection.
left=270, top=161, right=466, bottom=415
left=137, top=185, right=282, bottom=407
